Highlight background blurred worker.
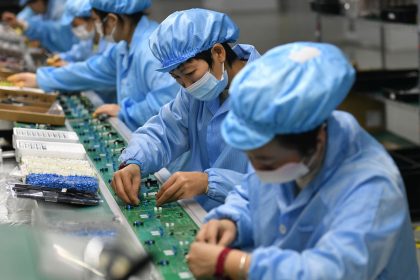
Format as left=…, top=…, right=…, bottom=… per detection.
left=2, top=0, right=77, bottom=52
left=46, top=0, right=114, bottom=67
left=7, top=0, right=179, bottom=128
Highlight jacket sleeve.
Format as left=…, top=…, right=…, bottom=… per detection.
left=17, top=7, right=35, bottom=21
left=204, top=167, right=247, bottom=203
left=25, top=17, right=76, bottom=52
left=36, top=46, right=117, bottom=93
left=247, top=177, right=410, bottom=280
left=59, top=40, right=93, bottom=63
left=118, top=50, right=180, bottom=130
left=204, top=177, right=255, bottom=248
left=119, top=90, right=191, bottom=175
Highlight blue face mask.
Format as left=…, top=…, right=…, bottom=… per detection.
left=186, top=64, right=228, bottom=101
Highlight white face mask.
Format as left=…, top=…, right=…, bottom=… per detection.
left=255, top=153, right=317, bottom=184
left=185, top=63, right=228, bottom=101
left=72, top=24, right=95, bottom=41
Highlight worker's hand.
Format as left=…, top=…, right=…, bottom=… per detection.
left=155, top=171, right=208, bottom=206
left=1, top=12, right=21, bottom=29
left=93, top=104, right=120, bottom=117
left=52, top=60, right=68, bottom=67
left=186, top=242, right=224, bottom=278
left=195, top=219, right=237, bottom=246
left=46, top=55, right=67, bottom=67
left=111, top=164, right=141, bottom=205
left=7, top=73, right=38, bottom=88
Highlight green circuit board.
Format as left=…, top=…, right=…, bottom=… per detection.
left=18, top=94, right=199, bottom=280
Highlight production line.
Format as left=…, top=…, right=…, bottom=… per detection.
left=1, top=0, right=420, bottom=279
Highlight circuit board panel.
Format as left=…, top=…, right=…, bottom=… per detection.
left=17, top=94, right=199, bottom=280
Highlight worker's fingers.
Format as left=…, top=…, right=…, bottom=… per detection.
left=93, top=106, right=108, bottom=116
left=217, top=230, right=235, bottom=246
left=168, top=186, right=184, bottom=203
left=113, top=173, right=131, bottom=204
left=132, top=173, right=141, bottom=197
left=7, top=74, right=22, bottom=83
left=129, top=172, right=141, bottom=205
left=195, top=224, right=208, bottom=242
left=51, top=56, right=61, bottom=63
left=156, top=173, right=177, bottom=200
left=156, top=179, right=181, bottom=206
left=7, top=73, right=36, bottom=87
left=121, top=171, right=139, bottom=205
left=111, top=176, right=117, bottom=193
left=54, top=61, right=67, bottom=67
left=204, top=221, right=219, bottom=245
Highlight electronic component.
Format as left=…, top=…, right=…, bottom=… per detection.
left=25, top=174, right=98, bottom=194
left=13, top=128, right=79, bottom=148
left=15, top=140, right=86, bottom=160
left=20, top=156, right=96, bottom=177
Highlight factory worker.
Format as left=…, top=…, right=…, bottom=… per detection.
left=2, top=0, right=77, bottom=52
left=112, top=9, right=261, bottom=211
left=16, top=0, right=36, bottom=22
left=47, top=0, right=113, bottom=67
left=186, top=42, right=419, bottom=280
left=8, top=0, right=179, bottom=130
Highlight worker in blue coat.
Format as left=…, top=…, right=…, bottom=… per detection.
left=2, top=0, right=77, bottom=52
left=187, top=42, right=419, bottom=280
left=112, top=9, right=261, bottom=211
left=17, top=0, right=35, bottom=22
left=8, top=0, right=179, bottom=130
left=47, top=0, right=113, bottom=66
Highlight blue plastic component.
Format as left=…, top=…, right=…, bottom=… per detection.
left=26, top=174, right=98, bottom=193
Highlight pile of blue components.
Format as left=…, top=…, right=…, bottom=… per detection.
left=26, top=174, right=99, bottom=194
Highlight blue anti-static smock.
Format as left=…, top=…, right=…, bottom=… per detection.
left=17, top=6, right=35, bottom=21
left=59, top=38, right=116, bottom=103
left=206, top=111, right=419, bottom=280
left=59, top=38, right=112, bottom=63
left=120, top=44, right=261, bottom=211
left=21, top=0, right=77, bottom=52
left=36, top=16, right=179, bottom=131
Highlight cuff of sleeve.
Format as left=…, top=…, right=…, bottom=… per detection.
left=124, top=159, right=143, bottom=171
left=117, top=99, right=128, bottom=121
left=118, top=98, right=139, bottom=131
left=36, top=68, right=54, bottom=92
left=204, top=169, right=228, bottom=203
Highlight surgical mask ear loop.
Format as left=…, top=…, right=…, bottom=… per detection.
left=102, top=16, right=117, bottom=43
left=211, top=61, right=225, bottom=81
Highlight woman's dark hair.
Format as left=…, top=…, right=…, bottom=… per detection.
left=27, top=0, right=49, bottom=5
left=193, top=42, right=239, bottom=68
left=92, top=8, right=146, bottom=25
left=275, top=124, right=324, bottom=157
